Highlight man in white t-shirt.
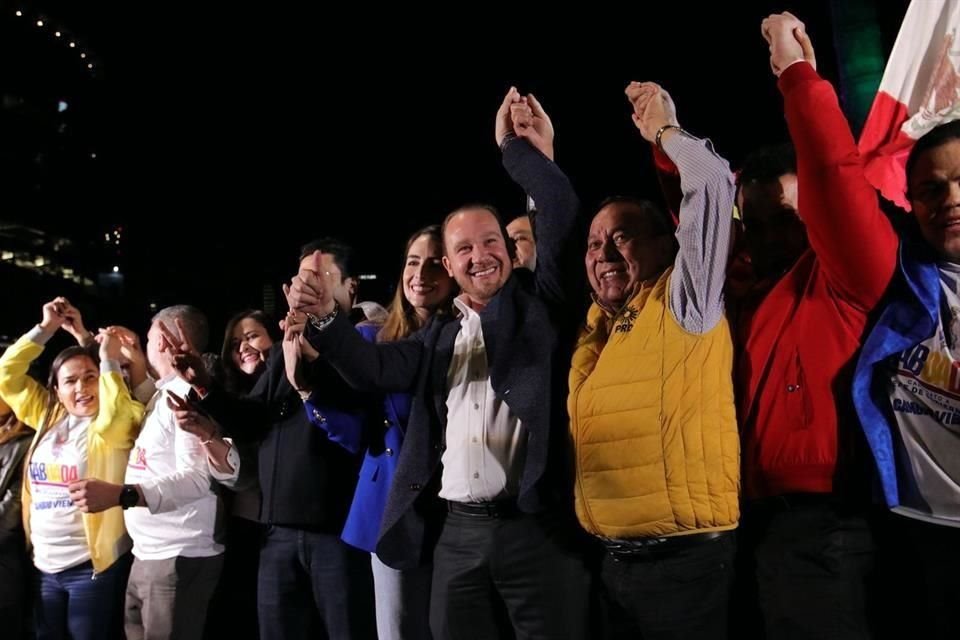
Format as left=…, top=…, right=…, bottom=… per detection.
left=852, top=119, right=960, bottom=637
left=71, top=305, right=237, bottom=640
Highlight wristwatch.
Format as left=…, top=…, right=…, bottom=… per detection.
left=119, top=485, right=139, bottom=510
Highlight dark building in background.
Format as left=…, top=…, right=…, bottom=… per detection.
left=1, top=0, right=910, bottom=349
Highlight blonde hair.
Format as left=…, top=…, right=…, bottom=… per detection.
left=378, top=225, right=455, bottom=343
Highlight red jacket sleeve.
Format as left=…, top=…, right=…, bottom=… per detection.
left=779, top=62, right=898, bottom=311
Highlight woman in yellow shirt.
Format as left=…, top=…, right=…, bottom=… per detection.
left=0, top=297, right=143, bottom=640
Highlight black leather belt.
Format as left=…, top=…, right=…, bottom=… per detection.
left=445, top=499, right=519, bottom=519
left=602, top=530, right=731, bottom=558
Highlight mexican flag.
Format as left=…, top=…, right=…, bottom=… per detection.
left=858, top=0, right=960, bottom=210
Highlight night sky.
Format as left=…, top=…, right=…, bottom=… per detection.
left=1, top=0, right=911, bottom=348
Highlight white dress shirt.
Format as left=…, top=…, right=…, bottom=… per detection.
left=439, top=298, right=527, bottom=503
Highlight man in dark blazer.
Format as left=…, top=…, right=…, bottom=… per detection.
left=294, top=88, right=590, bottom=639
left=189, top=240, right=377, bottom=640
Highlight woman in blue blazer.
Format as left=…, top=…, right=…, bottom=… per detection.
left=305, top=224, right=454, bottom=640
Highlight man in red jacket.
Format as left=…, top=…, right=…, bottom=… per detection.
left=736, top=12, right=899, bottom=639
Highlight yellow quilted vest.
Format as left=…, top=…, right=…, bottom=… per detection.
left=568, top=268, right=740, bottom=538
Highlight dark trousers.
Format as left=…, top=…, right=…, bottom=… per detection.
left=745, top=498, right=877, bottom=640
left=204, top=517, right=263, bottom=640
left=874, top=511, right=960, bottom=640
left=598, top=531, right=735, bottom=640
left=257, top=525, right=376, bottom=640
left=34, top=554, right=131, bottom=640
left=0, top=533, right=30, bottom=640
left=430, top=509, right=590, bottom=640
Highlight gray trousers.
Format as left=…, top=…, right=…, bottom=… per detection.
left=371, top=553, right=433, bottom=640
left=125, top=554, right=224, bottom=640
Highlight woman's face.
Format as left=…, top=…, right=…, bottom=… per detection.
left=403, top=234, right=453, bottom=314
left=231, top=317, right=274, bottom=375
left=55, top=355, right=100, bottom=418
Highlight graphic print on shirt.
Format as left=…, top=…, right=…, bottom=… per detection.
left=29, top=422, right=86, bottom=512
left=894, top=322, right=960, bottom=428
left=887, top=270, right=960, bottom=525
left=128, top=445, right=149, bottom=471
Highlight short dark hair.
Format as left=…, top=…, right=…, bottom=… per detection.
left=595, top=195, right=672, bottom=237
left=906, top=120, right=960, bottom=198
left=298, top=237, right=355, bottom=280
left=738, top=143, right=797, bottom=187
left=509, top=210, right=537, bottom=241
left=508, top=211, right=530, bottom=224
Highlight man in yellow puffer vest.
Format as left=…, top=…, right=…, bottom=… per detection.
left=568, top=82, right=739, bottom=639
